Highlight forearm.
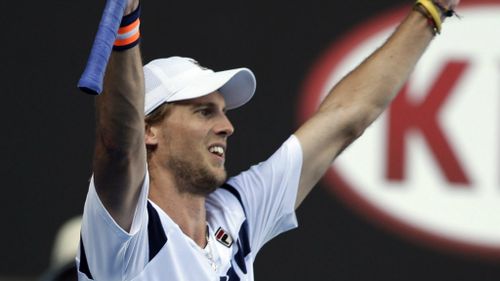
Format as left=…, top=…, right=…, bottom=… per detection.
left=93, top=44, right=146, bottom=230
left=318, top=10, right=434, bottom=134
left=95, top=0, right=144, bottom=154
left=96, top=47, right=145, bottom=153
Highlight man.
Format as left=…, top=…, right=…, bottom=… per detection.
left=78, top=0, right=460, bottom=280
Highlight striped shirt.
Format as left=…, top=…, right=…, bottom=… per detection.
left=78, top=135, right=303, bottom=281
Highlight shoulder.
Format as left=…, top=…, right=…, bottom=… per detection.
left=206, top=183, right=246, bottom=235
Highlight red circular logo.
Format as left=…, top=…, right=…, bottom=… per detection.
left=298, top=0, right=500, bottom=260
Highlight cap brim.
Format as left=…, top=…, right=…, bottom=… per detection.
left=168, top=68, right=256, bottom=110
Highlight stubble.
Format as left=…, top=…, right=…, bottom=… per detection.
left=167, top=155, right=226, bottom=196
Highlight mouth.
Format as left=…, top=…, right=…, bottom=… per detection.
left=208, top=144, right=225, bottom=159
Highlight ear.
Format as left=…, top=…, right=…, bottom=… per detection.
left=145, top=124, right=159, bottom=145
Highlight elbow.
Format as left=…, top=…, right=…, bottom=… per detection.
left=338, top=104, right=380, bottom=144
left=96, top=127, right=144, bottom=160
left=342, top=120, right=366, bottom=145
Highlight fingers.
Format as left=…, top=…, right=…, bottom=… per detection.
left=125, top=0, right=139, bottom=15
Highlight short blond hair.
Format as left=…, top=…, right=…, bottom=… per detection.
left=145, top=103, right=173, bottom=157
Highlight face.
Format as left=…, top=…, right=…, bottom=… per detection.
left=147, top=92, right=234, bottom=195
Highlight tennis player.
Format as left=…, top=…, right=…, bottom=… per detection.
left=78, top=0, right=461, bottom=280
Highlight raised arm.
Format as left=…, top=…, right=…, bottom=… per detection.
left=294, top=0, right=459, bottom=208
left=92, top=0, right=146, bottom=231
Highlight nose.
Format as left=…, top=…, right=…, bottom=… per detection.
left=215, top=113, right=234, bottom=137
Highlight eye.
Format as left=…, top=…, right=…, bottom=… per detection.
left=196, top=107, right=213, bottom=117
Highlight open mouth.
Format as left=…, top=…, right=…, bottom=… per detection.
left=208, top=145, right=225, bottom=158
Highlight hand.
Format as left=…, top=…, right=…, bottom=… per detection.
left=436, top=0, right=460, bottom=10
left=124, top=0, right=139, bottom=15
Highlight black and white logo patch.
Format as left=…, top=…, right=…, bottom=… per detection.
left=215, top=227, right=233, bottom=248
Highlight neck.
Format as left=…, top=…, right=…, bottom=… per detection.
left=148, top=165, right=208, bottom=248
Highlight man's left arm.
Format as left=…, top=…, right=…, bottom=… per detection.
left=294, top=1, right=459, bottom=208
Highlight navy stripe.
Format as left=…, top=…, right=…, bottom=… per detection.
left=233, top=249, right=247, bottom=274
left=221, top=183, right=252, bottom=276
left=237, top=220, right=251, bottom=257
left=221, top=183, right=246, bottom=213
left=225, top=266, right=240, bottom=281
left=77, top=202, right=166, bottom=279
left=220, top=183, right=251, bottom=256
left=120, top=4, right=141, bottom=26
left=78, top=235, right=94, bottom=280
left=234, top=220, right=250, bottom=274
left=147, top=201, right=168, bottom=261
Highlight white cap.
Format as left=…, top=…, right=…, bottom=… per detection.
left=144, top=56, right=256, bottom=115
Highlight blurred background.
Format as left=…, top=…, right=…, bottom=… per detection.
left=2, top=0, right=500, bottom=280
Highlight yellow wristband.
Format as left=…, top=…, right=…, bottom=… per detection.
left=416, top=0, right=443, bottom=34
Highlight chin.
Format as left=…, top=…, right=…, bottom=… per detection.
left=186, top=168, right=227, bottom=196
left=168, top=156, right=227, bottom=195
left=201, top=171, right=227, bottom=195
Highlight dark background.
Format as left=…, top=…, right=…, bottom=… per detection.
left=2, top=0, right=499, bottom=280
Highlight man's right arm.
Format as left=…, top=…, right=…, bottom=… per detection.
left=92, top=0, right=146, bottom=232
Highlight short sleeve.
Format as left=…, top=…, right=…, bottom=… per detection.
left=227, top=135, right=303, bottom=253
left=78, top=171, right=151, bottom=281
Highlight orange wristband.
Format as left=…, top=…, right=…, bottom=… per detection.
left=113, top=5, right=141, bottom=51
